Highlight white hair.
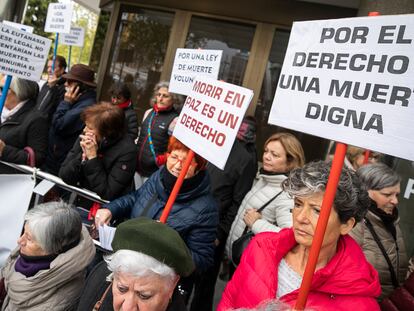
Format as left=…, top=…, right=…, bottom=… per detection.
left=25, top=201, right=82, bottom=254
left=105, top=250, right=177, bottom=289
left=10, top=77, right=39, bottom=101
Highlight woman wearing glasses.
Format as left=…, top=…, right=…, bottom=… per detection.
left=135, top=81, right=182, bottom=186
left=95, top=137, right=218, bottom=274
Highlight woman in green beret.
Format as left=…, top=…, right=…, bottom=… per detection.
left=77, top=217, right=195, bottom=311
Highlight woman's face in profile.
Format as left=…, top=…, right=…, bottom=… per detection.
left=262, top=140, right=288, bottom=173
left=368, top=183, right=400, bottom=214
left=112, top=272, right=176, bottom=311
left=291, top=192, right=353, bottom=250
left=18, top=224, right=48, bottom=257
left=166, top=149, right=197, bottom=179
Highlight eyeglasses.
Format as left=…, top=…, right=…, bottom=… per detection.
left=167, top=153, right=197, bottom=167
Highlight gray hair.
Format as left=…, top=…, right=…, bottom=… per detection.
left=357, top=163, right=400, bottom=191
left=282, top=161, right=369, bottom=224
left=153, top=81, right=183, bottom=110
left=106, top=250, right=177, bottom=290
left=25, top=201, right=82, bottom=255
left=10, top=78, right=39, bottom=101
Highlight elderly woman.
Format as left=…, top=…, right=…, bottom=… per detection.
left=1, top=201, right=95, bottom=310
left=59, top=102, right=137, bottom=203
left=226, top=132, right=304, bottom=266
left=219, top=161, right=381, bottom=311
left=0, top=77, right=48, bottom=173
left=109, top=82, right=138, bottom=139
left=136, top=81, right=182, bottom=183
left=95, top=137, right=218, bottom=272
left=77, top=217, right=195, bottom=311
left=350, top=163, right=408, bottom=300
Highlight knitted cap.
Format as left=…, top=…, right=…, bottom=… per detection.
left=111, top=217, right=195, bottom=277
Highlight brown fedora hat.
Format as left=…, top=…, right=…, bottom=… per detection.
left=62, top=64, right=96, bottom=87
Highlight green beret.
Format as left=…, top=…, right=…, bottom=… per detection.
left=111, top=217, right=195, bottom=277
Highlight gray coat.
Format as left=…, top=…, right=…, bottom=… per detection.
left=1, top=227, right=95, bottom=311
left=350, top=210, right=408, bottom=300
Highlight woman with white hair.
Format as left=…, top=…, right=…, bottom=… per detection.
left=77, top=217, right=195, bottom=311
left=350, top=163, right=408, bottom=300
left=0, top=77, right=48, bottom=173
left=1, top=202, right=95, bottom=310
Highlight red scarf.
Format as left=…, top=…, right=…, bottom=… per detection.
left=117, top=99, right=131, bottom=109
left=153, top=103, right=173, bottom=113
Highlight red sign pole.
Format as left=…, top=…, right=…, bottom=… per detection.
left=294, top=11, right=379, bottom=310
left=363, top=149, right=371, bottom=164
left=294, top=142, right=347, bottom=310
left=159, top=149, right=195, bottom=223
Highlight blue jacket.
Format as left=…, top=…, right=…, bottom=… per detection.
left=104, top=167, right=219, bottom=270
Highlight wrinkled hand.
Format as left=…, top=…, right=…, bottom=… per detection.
left=243, top=209, right=261, bottom=229
left=64, top=84, right=81, bottom=104
left=0, top=139, right=5, bottom=156
left=80, top=131, right=98, bottom=160
left=94, top=208, right=112, bottom=227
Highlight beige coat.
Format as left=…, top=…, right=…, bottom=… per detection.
left=1, top=226, right=95, bottom=311
left=350, top=210, right=408, bottom=300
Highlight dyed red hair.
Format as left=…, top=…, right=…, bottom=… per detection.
left=167, top=137, right=207, bottom=171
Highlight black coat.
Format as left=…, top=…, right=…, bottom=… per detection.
left=207, top=139, right=257, bottom=243
left=123, top=105, right=139, bottom=140
left=76, top=261, right=187, bottom=311
left=44, top=90, right=96, bottom=175
left=0, top=99, right=48, bottom=174
left=59, top=135, right=137, bottom=201
left=35, top=77, right=66, bottom=121
left=136, top=108, right=178, bottom=177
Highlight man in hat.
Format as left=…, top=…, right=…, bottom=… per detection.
left=43, top=64, right=97, bottom=176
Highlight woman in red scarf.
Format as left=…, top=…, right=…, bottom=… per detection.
left=109, top=82, right=138, bottom=140
left=135, top=81, right=182, bottom=186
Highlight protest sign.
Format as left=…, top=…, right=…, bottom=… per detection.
left=169, top=49, right=223, bottom=95
left=173, top=77, right=253, bottom=169
left=268, top=14, right=414, bottom=161
left=44, top=2, right=73, bottom=34
left=0, top=175, right=35, bottom=266
left=61, top=26, right=85, bottom=47
left=0, top=23, right=51, bottom=81
left=2, top=21, right=33, bottom=33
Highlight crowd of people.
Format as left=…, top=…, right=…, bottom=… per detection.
left=0, top=55, right=412, bottom=311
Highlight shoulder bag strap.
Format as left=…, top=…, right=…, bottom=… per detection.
left=257, top=190, right=283, bottom=213
left=140, top=192, right=158, bottom=217
left=241, top=190, right=284, bottom=235
left=93, top=282, right=112, bottom=311
left=364, top=217, right=399, bottom=288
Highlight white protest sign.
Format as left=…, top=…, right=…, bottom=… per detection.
left=61, top=26, right=85, bottom=47
left=173, top=77, right=253, bottom=169
left=2, top=21, right=33, bottom=33
left=44, top=2, right=74, bottom=34
left=0, top=175, right=35, bottom=266
left=269, top=14, right=414, bottom=161
left=169, top=49, right=223, bottom=95
left=0, top=23, right=51, bottom=81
